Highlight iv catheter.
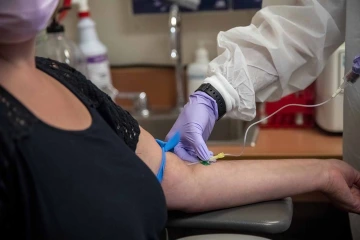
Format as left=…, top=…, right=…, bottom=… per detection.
left=189, top=69, right=360, bottom=166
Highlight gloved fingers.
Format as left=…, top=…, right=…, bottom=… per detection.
left=173, top=144, right=199, bottom=163
left=192, top=136, right=213, bottom=161
left=181, top=146, right=213, bottom=159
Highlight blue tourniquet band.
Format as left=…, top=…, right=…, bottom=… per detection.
left=155, top=132, right=180, bottom=183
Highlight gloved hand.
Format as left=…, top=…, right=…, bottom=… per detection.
left=166, top=91, right=218, bottom=163
left=353, top=55, right=360, bottom=74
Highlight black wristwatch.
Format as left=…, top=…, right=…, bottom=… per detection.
left=195, top=83, right=226, bottom=120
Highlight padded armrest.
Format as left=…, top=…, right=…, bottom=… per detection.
left=167, top=198, right=293, bottom=234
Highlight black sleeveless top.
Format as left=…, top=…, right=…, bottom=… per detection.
left=0, top=58, right=167, bottom=239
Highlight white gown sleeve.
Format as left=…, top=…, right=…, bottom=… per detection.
left=204, top=0, right=346, bottom=120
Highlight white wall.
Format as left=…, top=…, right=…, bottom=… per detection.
left=62, top=0, right=259, bottom=66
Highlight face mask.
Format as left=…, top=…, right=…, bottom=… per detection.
left=0, top=0, right=59, bottom=44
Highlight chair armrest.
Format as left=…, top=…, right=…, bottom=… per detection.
left=167, top=198, right=293, bottom=234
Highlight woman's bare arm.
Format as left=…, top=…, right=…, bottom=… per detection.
left=136, top=127, right=360, bottom=214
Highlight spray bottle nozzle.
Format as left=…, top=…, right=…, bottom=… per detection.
left=72, top=0, right=90, bottom=14
left=47, top=10, right=66, bottom=33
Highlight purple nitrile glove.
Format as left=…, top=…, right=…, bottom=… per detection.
left=353, top=55, right=360, bottom=74
left=166, top=91, right=218, bottom=163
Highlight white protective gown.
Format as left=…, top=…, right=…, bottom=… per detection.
left=204, top=0, right=346, bottom=120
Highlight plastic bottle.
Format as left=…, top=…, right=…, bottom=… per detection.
left=36, top=11, right=88, bottom=78
left=186, top=42, right=210, bottom=98
left=72, top=0, right=115, bottom=99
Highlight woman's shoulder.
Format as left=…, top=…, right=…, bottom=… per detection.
left=35, top=57, right=140, bottom=151
left=35, top=57, right=89, bottom=90
left=35, top=57, right=106, bottom=107
left=0, top=57, right=94, bottom=141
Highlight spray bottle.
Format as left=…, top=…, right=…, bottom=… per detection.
left=36, top=5, right=88, bottom=77
left=72, top=0, right=115, bottom=99
left=186, top=41, right=209, bottom=98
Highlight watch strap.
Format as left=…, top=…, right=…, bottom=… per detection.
left=195, top=83, right=226, bottom=120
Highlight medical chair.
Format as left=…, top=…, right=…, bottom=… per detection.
left=164, top=197, right=293, bottom=240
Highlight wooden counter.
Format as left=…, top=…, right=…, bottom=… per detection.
left=209, top=128, right=343, bottom=160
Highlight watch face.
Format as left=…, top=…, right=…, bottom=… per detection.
left=132, top=0, right=230, bottom=14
